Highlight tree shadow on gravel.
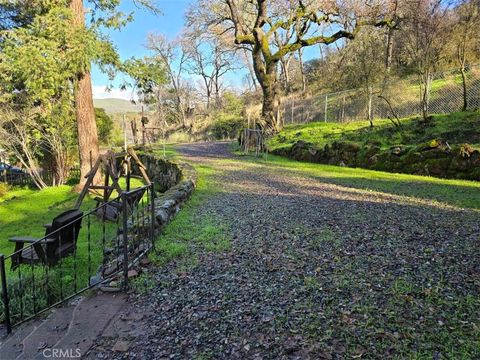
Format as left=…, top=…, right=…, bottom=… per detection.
left=109, top=166, right=480, bottom=359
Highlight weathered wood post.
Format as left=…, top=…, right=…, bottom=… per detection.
left=121, top=192, right=129, bottom=291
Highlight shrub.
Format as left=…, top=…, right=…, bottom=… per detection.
left=209, top=115, right=245, bottom=140
left=95, top=108, right=114, bottom=144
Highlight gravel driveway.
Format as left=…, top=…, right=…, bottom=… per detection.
left=89, top=142, right=480, bottom=359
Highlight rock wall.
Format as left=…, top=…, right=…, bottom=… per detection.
left=132, top=152, right=182, bottom=192
left=134, top=151, right=198, bottom=229
left=99, top=154, right=197, bottom=284
left=273, top=140, right=480, bottom=181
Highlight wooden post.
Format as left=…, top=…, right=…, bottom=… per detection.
left=122, top=192, right=129, bottom=291
left=123, top=114, right=127, bottom=151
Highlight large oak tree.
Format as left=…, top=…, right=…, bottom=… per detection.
left=190, top=0, right=396, bottom=132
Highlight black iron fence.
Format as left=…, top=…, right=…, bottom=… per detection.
left=0, top=184, right=155, bottom=334
left=0, top=171, right=32, bottom=187
left=0, top=166, right=81, bottom=187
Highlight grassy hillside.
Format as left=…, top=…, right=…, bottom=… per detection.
left=93, top=98, right=143, bottom=114
left=268, top=111, right=480, bottom=180
left=269, top=111, right=480, bottom=151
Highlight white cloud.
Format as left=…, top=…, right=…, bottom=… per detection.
left=92, top=85, right=137, bottom=101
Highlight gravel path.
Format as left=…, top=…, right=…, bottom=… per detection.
left=89, top=142, right=480, bottom=359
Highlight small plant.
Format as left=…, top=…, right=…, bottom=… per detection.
left=0, top=182, right=9, bottom=198
left=131, top=273, right=157, bottom=295
left=459, top=143, right=474, bottom=158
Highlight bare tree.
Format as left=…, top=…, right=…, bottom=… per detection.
left=184, top=32, right=236, bottom=109
left=402, top=0, right=452, bottom=120
left=147, top=34, right=189, bottom=127
left=0, top=106, right=48, bottom=188
left=450, top=0, right=480, bottom=110
left=344, top=27, right=386, bottom=126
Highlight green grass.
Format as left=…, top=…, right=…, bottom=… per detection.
left=0, top=177, right=145, bottom=257
left=268, top=111, right=480, bottom=152
left=133, top=147, right=232, bottom=290
left=0, top=186, right=82, bottom=257
left=0, top=177, right=147, bottom=323
left=147, top=162, right=230, bottom=267
left=234, top=147, right=480, bottom=209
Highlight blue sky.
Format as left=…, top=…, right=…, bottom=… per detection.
left=91, top=0, right=194, bottom=99
left=91, top=0, right=322, bottom=100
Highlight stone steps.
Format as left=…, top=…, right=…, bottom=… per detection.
left=0, top=293, right=126, bottom=360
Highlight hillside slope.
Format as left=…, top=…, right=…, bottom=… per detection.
left=268, top=111, right=480, bottom=180
left=93, top=98, right=143, bottom=114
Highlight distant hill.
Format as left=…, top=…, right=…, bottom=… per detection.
left=93, top=98, right=143, bottom=114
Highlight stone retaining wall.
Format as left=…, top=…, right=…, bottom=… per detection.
left=153, top=161, right=197, bottom=227
left=273, top=140, right=480, bottom=181
left=100, top=153, right=197, bottom=288
left=131, top=152, right=183, bottom=192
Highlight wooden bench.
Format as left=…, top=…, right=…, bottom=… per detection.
left=9, top=209, right=83, bottom=270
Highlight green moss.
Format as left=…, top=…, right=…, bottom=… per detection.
left=269, top=111, right=480, bottom=181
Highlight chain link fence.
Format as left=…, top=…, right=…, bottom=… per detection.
left=281, top=65, right=480, bottom=124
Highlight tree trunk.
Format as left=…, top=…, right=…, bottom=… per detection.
left=243, top=49, right=259, bottom=92
left=70, top=0, right=100, bottom=186
left=421, top=72, right=432, bottom=121
left=385, top=27, right=395, bottom=73
left=298, top=48, right=306, bottom=93
left=367, top=87, right=373, bottom=127
left=460, top=65, right=468, bottom=111
left=280, top=55, right=292, bottom=93
left=260, top=64, right=281, bottom=132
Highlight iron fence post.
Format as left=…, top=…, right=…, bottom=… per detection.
left=121, top=192, right=129, bottom=291
left=0, top=254, right=12, bottom=334
left=150, top=184, right=156, bottom=250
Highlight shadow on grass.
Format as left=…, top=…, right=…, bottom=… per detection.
left=240, top=154, right=480, bottom=210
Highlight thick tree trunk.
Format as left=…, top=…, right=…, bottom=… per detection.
left=260, top=64, right=281, bottom=133
left=74, top=71, right=100, bottom=185
left=70, top=0, right=100, bottom=186
left=251, top=46, right=280, bottom=132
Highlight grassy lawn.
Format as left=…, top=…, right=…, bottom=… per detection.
left=0, top=178, right=146, bottom=324
left=0, top=186, right=82, bottom=257
left=0, top=177, right=145, bottom=258
left=268, top=111, right=480, bottom=152
left=238, top=150, right=480, bottom=210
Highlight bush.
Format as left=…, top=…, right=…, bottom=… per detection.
left=95, top=108, right=114, bottom=144
left=209, top=115, right=245, bottom=140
